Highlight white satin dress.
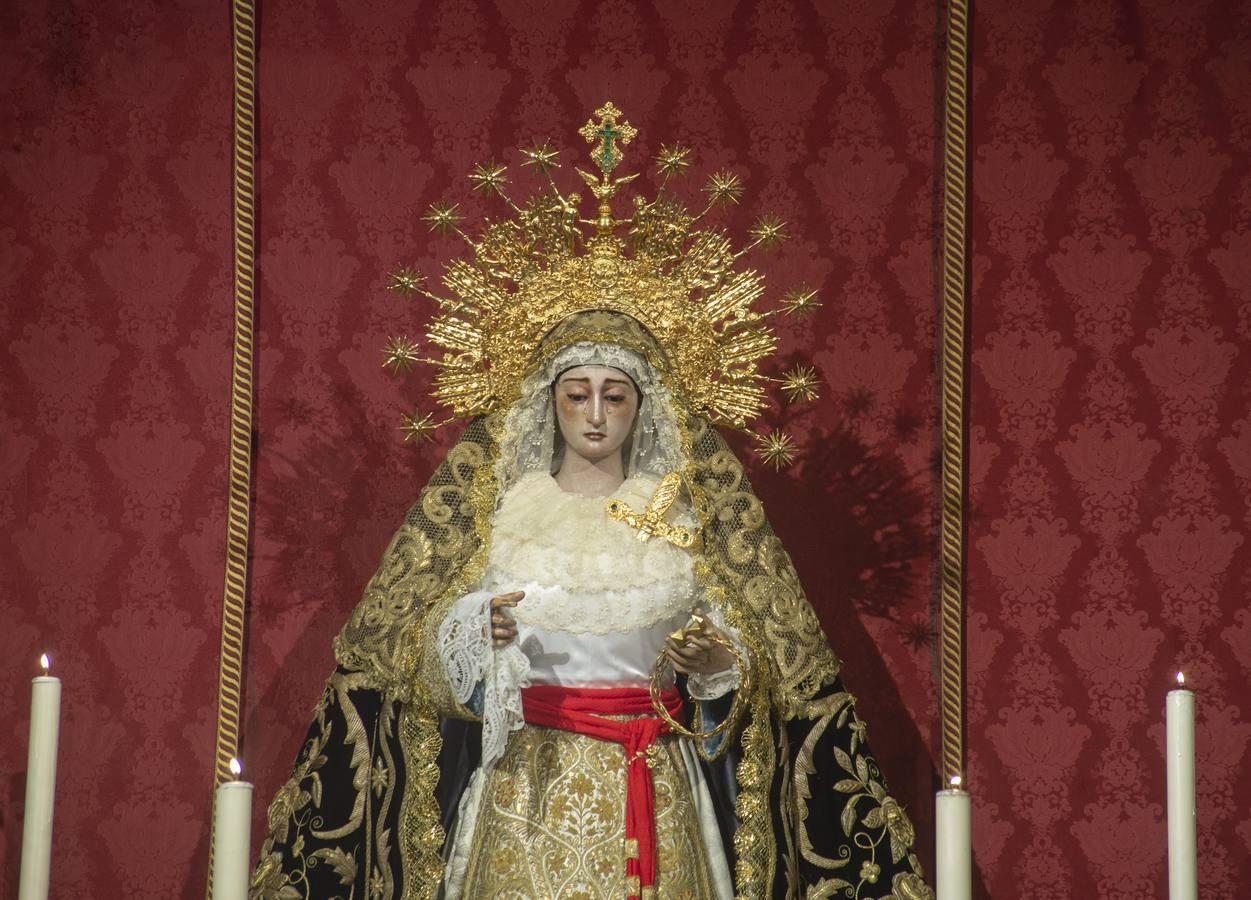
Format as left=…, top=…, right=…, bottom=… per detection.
left=437, top=471, right=738, bottom=899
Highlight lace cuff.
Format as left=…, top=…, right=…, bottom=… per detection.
left=437, top=591, right=531, bottom=769
left=686, top=608, right=745, bottom=700
left=687, top=665, right=740, bottom=700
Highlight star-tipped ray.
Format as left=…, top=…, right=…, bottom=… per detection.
left=748, top=215, right=787, bottom=249
left=703, top=170, right=743, bottom=206
left=399, top=411, right=438, bottom=443
left=755, top=430, right=798, bottom=470
left=655, top=144, right=692, bottom=178
left=382, top=336, right=422, bottom=374
left=388, top=265, right=424, bottom=297
left=468, top=161, right=509, bottom=196
left=422, top=202, right=463, bottom=234
left=520, top=141, right=560, bottom=174
left=780, top=286, right=820, bottom=318
left=779, top=365, right=821, bottom=403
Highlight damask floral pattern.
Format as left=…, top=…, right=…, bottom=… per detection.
left=970, top=2, right=1251, bottom=897
left=2, top=3, right=232, bottom=896
left=5, top=0, right=1248, bottom=897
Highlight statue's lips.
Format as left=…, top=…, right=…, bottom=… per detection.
left=583, top=432, right=606, bottom=441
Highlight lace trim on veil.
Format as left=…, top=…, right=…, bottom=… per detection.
left=493, top=343, right=687, bottom=497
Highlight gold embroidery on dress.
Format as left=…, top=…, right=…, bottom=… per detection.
left=461, top=726, right=715, bottom=899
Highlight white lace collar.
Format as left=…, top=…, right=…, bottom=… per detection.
left=479, top=471, right=697, bottom=634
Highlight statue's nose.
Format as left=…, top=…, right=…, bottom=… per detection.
left=588, top=395, right=606, bottom=427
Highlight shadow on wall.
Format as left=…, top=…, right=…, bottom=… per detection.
left=252, top=388, right=381, bottom=613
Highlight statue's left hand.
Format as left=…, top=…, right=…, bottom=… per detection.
left=664, top=621, right=736, bottom=675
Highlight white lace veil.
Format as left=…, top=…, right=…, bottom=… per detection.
left=493, top=340, right=686, bottom=498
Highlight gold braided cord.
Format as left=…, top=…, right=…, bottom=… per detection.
left=205, top=2, right=256, bottom=894
left=939, top=0, right=971, bottom=786
left=213, top=0, right=257, bottom=787
left=207, top=3, right=257, bottom=893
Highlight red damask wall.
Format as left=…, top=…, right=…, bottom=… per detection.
left=2, top=2, right=233, bottom=896
left=1, top=1, right=1246, bottom=898
left=967, top=2, right=1251, bottom=898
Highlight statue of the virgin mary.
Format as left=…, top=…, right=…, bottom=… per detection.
left=250, top=104, right=932, bottom=900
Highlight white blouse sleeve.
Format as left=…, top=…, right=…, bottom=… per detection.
left=437, top=590, right=531, bottom=769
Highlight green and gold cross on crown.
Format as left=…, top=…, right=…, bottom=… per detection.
left=579, top=101, right=637, bottom=176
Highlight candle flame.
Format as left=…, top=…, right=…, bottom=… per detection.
left=229, top=757, right=242, bottom=778
left=950, top=775, right=962, bottom=788
left=1177, top=671, right=1185, bottom=686
left=39, top=653, right=50, bottom=674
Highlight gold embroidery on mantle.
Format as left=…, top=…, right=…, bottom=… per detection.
left=251, top=670, right=388, bottom=899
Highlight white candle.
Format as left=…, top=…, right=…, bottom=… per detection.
left=18, top=653, right=61, bottom=900
left=211, top=758, right=254, bottom=900
left=1166, top=672, right=1197, bottom=900
left=936, top=776, right=972, bottom=900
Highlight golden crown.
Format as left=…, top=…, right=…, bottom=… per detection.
left=384, top=102, right=821, bottom=468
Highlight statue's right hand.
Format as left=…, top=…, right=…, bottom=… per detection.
left=489, top=591, right=524, bottom=647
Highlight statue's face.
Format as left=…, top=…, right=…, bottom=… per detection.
left=554, top=365, right=639, bottom=465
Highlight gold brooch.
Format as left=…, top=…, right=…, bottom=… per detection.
left=605, top=472, right=695, bottom=548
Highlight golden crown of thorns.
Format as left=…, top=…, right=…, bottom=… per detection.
left=384, top=102, right=821, bottom=469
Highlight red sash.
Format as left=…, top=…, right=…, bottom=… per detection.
left=521, top=685, right=684, bottom=899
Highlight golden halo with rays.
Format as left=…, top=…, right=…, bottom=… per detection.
left=385, top=102, right=822, bottom=465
